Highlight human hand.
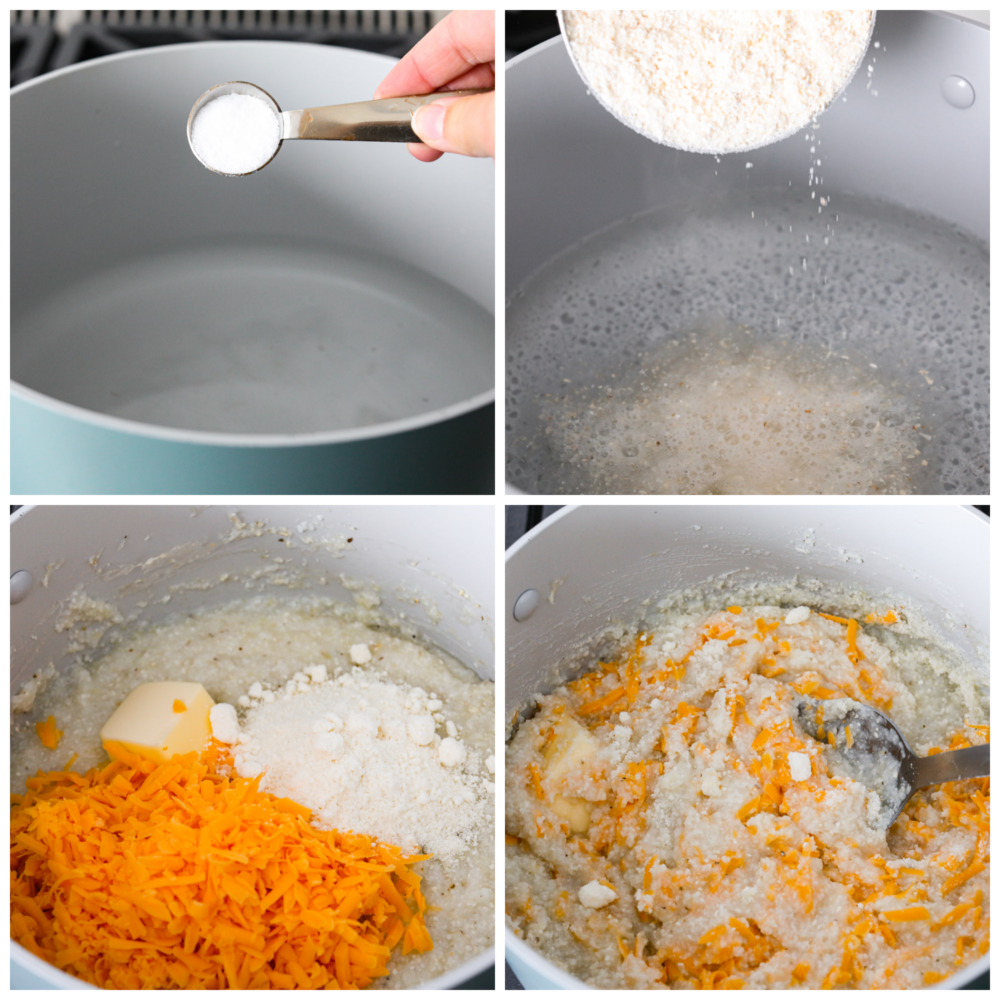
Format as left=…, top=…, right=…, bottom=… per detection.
left=374, top=10, right=495, bottom=162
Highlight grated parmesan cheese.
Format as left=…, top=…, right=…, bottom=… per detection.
left=787, top=750, right=812, bottom=781
left=231, top=667, right=491, bottom=859
left=579, top=880, right=617, bottom=909
left=784, top=606, right=812, bottom=626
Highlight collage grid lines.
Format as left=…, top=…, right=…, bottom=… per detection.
left=8, top=7, right=994, bottom=993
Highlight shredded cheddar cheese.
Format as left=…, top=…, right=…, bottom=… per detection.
left=11, top=744, right=432, bottom=989
left=34, top=716, right=63, bottom=750
left=578, top=687, right=626, bottom=716
left=883, top=906, right=931, bottom=922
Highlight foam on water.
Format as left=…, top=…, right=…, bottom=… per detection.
left=536, top=322, right=925, bottom=495
left=506, top=190, right=988, bottom=495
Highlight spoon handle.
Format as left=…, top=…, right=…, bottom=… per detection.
left=282, top=88, right=491, bottom=143
left=911, top=743, right=989, bottom=789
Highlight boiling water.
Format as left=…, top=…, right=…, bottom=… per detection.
left=506, top=191, right=988, bottom=495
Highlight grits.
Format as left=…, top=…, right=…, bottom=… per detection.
left=506, top=601, right=988, bottom=989
left=13, top=596, right=494, bottom=989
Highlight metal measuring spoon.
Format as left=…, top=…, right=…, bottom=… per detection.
left=187, top=81, right=492, bottom=176
left=796, top=696, right=989, bottom=829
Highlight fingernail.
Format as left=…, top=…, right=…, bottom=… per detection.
left=413, top=98, right=457, bottom=145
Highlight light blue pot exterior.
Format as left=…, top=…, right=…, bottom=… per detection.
left=12, top=392, right=493, bottom=494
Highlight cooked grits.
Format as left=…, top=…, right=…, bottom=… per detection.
left=13, top=597, right=495, bottom=989
left=506, top=602, right=989, bottom=989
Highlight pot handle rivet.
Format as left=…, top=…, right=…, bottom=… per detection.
left=513, top=588, right=541, bottom=622
left=10, top=570, right=33, bottom=605
left=941, top=75, right=975, bottom=109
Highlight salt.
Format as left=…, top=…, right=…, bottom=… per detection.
left=190, top=93, right=281, bottom=175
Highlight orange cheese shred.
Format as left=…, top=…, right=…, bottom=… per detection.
left=817, top=612, right=851, bottom=625
left=528, top=762, right=545, bottom=800
left=941, top=860, right=986, bottom=897
left=172, top=699, right=186, bottom=713
left=883, top=906, right=931, bottom=922
left=934, top=901, right=974, bottom=929
left=845, top=618, right=862, bottom=664
left=34, top=716, right=63, bottom=750
left=578, top=686, right=626, bottom=716
left=10, top=745, right=432, bottom=989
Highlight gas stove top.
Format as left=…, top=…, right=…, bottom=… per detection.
left=11, top=9, right=440, bottom=86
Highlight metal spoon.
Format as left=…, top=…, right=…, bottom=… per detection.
left=187, top=81, right=492, bottom=176
left=795, top=696, right=989, bottom=829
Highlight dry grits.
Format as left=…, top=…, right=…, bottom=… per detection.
left=506, top=600, right=988, bottom=989
left=12, top=596, right=494, bottom=989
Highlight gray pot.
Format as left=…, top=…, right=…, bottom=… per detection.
left=505, top=12, right=988, bottom=494
left=12, top=43, right=494, bottom=494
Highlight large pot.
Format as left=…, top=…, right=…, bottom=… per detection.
left=12, top=43, right=494, bottom=494
left=505, top=12, right=988, bottom=494
left=505, top=504, right=988, bottom=989
left=11, top=504, right=495, bottom=988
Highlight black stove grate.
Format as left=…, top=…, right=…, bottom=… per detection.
left=505, top=9, right=559, bottom=58
left=11, top=9, right=440, bottom=85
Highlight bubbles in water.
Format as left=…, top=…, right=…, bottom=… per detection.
left=532, top=322, right=927, bottom=495
left=506, top=191, right=988, bottom=494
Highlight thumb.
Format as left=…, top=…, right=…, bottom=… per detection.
left=412, top=91, right=495, bottom=158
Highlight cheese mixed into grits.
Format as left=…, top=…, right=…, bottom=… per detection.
left=506, top=603, right=989, bottom=989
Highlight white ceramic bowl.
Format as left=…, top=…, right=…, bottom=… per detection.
left=11, top=504, right=495, bottom=989
left=505, top=503, right=988, bottom=990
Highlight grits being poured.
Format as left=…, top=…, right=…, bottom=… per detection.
left=12, top=597, right=495, bottom=990
left=506, top=599, right=989, bottom=989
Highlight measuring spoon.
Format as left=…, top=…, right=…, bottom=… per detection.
left=187, top=81, right=491, bottom=176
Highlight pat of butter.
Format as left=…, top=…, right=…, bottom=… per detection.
left=101, top=682, right=215, bottom=764
left=542, top=717, right=598, bottom=834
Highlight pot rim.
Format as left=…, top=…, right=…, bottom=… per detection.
left=505, top=503, right=990, bottom=561
left=11, top=380, right=495, bottom=448
left=505, top=925, right=989, bottom=991
left=11, top=939, right=495, bottom=991
left=11, top=39, right=494, bottom=448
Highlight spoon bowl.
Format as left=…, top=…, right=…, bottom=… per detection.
left=796, top=695, right=989, bottom=828
left=186, top=80, right=283, bottom=176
